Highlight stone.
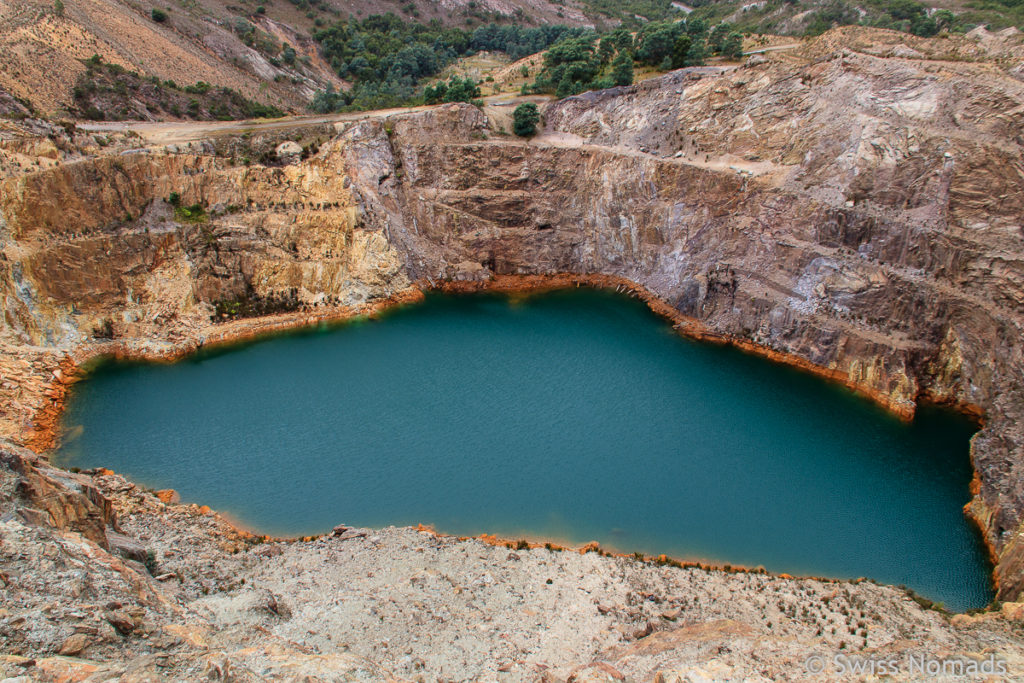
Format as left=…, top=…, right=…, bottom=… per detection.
left=104, top=610, right=137, bottom=636
left=336, top=528, right=369, bottom=541
left=567, top=662, right=626, bottom=682
left=155, top=490, right=179, bottom=504
left=1002, top=601, right=1024, bottom=620
left=57, top=633, right=91, bottom=656
left=107, top=531, right=147, bottom=564
left=275, top=141, right=302, bottom=161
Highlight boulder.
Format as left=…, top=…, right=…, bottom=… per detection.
left=107, top=531, right=147, bottom=564
left=57, top=633, right=92, bottom=656
left=275, top=141, right=302, bottom=161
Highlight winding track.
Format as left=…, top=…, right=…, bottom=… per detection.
left=75, top=44, right=804, bottom=148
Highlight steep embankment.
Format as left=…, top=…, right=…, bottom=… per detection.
left=0, top=0, right=342, bottom=117
left=1, top=26, right=1024, bottom=680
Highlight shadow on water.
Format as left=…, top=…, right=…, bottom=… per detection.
left=55, top=288, right=994, bottom=611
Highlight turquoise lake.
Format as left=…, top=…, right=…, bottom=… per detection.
left=55, top=289, right=993, bottom=610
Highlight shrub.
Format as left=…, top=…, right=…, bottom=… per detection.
left=512, top=102, right=540, bottom=137
left=151, top=8, right=167, bottom=22
left=721, top=32, right=743, bottom=60
left=144, top=549, right=159, bottom=574
left=174, top=202, right=207, bottom=223
left=611, top=51, right=633, bottom=86
left=424, top=76, right=481, bottom=105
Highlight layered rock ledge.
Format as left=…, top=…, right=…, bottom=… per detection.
left=1, top=26, right=1023, bottom=681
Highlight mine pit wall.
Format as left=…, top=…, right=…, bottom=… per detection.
left=366, top=108, right=1024, bottom=599
left=0, top=99, right=1022, bottom=600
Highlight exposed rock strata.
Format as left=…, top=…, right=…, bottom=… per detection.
left=0, top=26, right=1023, bottom=680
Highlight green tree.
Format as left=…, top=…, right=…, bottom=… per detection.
left=636, top=25, right=677, bottom=66
left=150, top=8, right=167, bottom=22
left=910, top=15, right=938, bottom=36
left=555, top=73, right=575, bottom=98
left=425, top=76, right=480, bottom=105
left=512, top=102, right=540, bottom=137
left=670, top=34, right=691, bottom=69
left=685, top=37, right=707, bottom=66
left=686, top=18, right=707, bottom=36
left=609, top=28, right=633, bottom=53
left=722, top=32, right=743, bottom=60
left=708, top=23, right=730, bottom=53
left=933, top=9, right=955, bottom=30
left=611, top=51, right=633, bottom=86
left=53, top=0, right=64, bottom=16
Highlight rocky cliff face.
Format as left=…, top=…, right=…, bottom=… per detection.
left=348, top=41, right=1024, bottom=597
left=1, top=27, right=1024, bottom=676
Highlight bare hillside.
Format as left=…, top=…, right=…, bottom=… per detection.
left=0, top=0, right=596, bottom=117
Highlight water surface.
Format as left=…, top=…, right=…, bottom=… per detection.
left=56, top=289, right=992, bottom=610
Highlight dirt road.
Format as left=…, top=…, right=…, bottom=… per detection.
left=79, top=94, right=553, bottom=146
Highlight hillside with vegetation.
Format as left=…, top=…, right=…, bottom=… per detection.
left=310, top=16, right=587, bottom=111
left=577, top=0, right=1022, bottom=33
left=72, top=55, right=285, bottom=121
left=1, top=0, right=1021, bottom=121
left=0, top=0, right=594, bottom=119
left=684, top=0, right=1022, bottom=36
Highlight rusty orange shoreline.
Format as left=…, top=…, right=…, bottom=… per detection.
left=83, top=466, right=939, bottom=603
left=24, top=272, right=998, bottom=600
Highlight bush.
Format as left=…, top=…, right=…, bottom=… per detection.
left=423, top=76, right=481, bottom=105
left=150, top=8, right=167, bottom=22
left=144, top=549, right=159, bottom=575
left=721, top=32, right=743, bottom=60
left=174, top=202, right=207, bottom=223
left=611, top=51, right=633, bottom=86
left=512, top=102, right=540, bottom=137
left=184, top=81, right=212, bottom=94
